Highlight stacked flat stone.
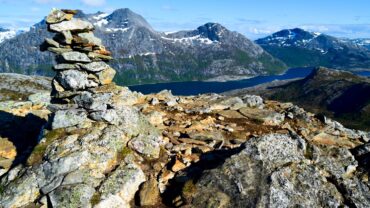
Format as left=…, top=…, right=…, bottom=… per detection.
left=43, top=9, right=118, bottom=126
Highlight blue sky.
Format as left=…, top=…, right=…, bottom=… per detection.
left=0, top=0, right=369, bottom=39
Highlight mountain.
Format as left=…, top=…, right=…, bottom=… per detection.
left=1, top=72, right=370, bottom=207
left=0, top=8, right=286, bottom=85
left=0, top=27, right=17, bottom=43
left=255, top=28, right=370, bottom=70
left=226, top=67, right=370, bottom=130
left=347, top=38, right=370, bottom=50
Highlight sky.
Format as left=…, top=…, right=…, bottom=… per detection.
left=0, top=0, right=369, bottom=39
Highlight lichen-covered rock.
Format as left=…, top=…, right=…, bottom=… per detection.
left=129, top=133, right=163, bottom=159
left=191, top=134, right=345, bottom=208
left=28, top=92, right=51, bottom=106
left=72, top=91, right=112, bottom=111
left=49, top=183, right=95, bottom=208
left=51, top=109, right=88, bottom=129
left=56, top=70, right=97, bottom=90
left=0, top=171, right=40, bottom=208
left=96, top=163, right=146, bottom=208
left=242, top=94, right=264, bottom=109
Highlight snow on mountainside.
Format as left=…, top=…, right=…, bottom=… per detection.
left=255, top=28, right=370, bottom=69
left=255, top=28, right=365, bottom=54
left=346, top=38, right=370, bottom=50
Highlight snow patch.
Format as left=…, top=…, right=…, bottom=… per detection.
left=93, top=13, right=109, bottom=20
left=94, top=19, right=108, bottom=27
left=105, top=27, right=130, bottom=33
left=161, top=35, right=217, bottom=45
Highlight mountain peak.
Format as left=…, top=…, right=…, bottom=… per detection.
left=104, top=8, right=153, bottom=30
left=196, top=22, right=227, bottom=41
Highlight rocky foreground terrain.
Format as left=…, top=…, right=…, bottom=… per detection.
left=0, top=75, right=370, bottom=207
left=226, top=67, right=370, bottom=131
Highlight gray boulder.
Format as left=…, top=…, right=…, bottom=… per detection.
left=242, top=94, right=264, bottom=109
left=79, top=61, right=111, bottom=72
left=56, top=70, right=97, bottom=90
left=60, top=51, right=91, bottom=63
left=51, top=109, right=88, bottom=129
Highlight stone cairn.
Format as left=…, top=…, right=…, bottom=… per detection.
left=42, top=9, right=119, bottom=128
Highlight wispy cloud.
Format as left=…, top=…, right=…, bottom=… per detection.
left=81, top=0, right=106, bottom=7
left=161, top=5, right=177, bottom=12
left=34, top=0, right=62, bottom=3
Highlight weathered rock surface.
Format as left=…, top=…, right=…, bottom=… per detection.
left=191, top=134, right=369, bottom=207
left=49, top=18, right=94, bottom=32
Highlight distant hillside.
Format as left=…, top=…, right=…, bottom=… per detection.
left=226, top=67, right=370, bottom=130
left=256, top=28, right=370, bottom=70
left=0, top=8, right=286, bottom=85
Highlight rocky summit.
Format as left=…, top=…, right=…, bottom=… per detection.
left=1, top=9, right=370, bottom=208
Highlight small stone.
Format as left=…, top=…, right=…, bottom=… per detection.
left=73, top=91, right=112, bottom=111
left=56, top=70, right=94, bottom=90
left=61, top=9, right=78, bottom=15
left=96, top=67, right=116, bottom=85
left=171, top=159, right=187, bottom=172
left=150, top=97, right=159, bottom=105
left=0, top=138, right=17, bottom=160
left=139, top=178, right=160, bottom=206
left=166, top=99, right=177, bottom=107
left=173, top=131, right=181, bottom=137
left=52, top=79, right=65, bottom=92
left=48, top=47, right=73, bottom=54
left=129, top=134, right=162, bottom=158
left=89, top=109, right=119, bottom=125
left=242, top=94, right=264, bottom=109
left=53, top=63, right=80, bottom=71
left=45, top=38, right=60, bottom=48
left=62, top=30, right=73, bottom=45
left=88, top=52, right=113, bottom=61
left=49, top=18, right=94, bottom=32
left=60, top=51, right=91, bottom=63
left=76, top=32, right=103, bottom=47
left=79, top=61, right=111, bottom=72
left=46, top=9, right=69, bottom=24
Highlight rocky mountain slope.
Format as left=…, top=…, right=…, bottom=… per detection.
left=255, top=28, right=370, bottom=70
left=226, top=67, right=370, bottom=131
left=0, top=8, right=286, bottom=85
left=0, top=73, right=370, bottom=207
left=349, top=38, right=370, bottom=50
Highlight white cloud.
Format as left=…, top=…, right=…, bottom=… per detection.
left=81, top=0, right=106, bottom=7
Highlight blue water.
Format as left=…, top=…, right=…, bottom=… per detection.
left=129, top=68, right=370, bottom=96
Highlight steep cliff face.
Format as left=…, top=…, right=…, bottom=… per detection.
left=0, top=74, right=369, bottom=207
